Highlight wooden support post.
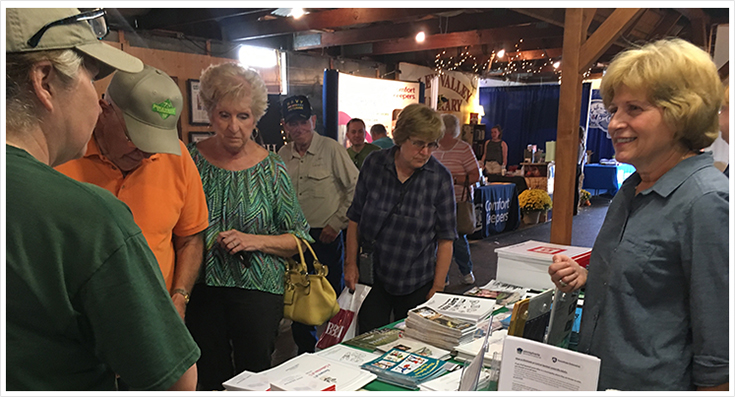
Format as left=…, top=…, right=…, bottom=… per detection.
left=550, top=9, right=585, bottom=245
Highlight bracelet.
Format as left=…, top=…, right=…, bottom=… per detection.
left=171, top=288, right=190, bottom=304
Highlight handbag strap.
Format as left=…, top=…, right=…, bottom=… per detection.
left=460, top=175, right=471, bottom=202
left=289, top=234, right=328, bottom=277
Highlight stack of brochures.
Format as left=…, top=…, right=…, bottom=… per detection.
left=404, top=306, right=476, bottom=350
left=375, top=332, right=452, bottom=360
left=222, top=353, right=376, bottom=391
left=495, top=240, right=591, bottom=290
left=464, top=279, right=528, bottom=310
left=453, top=329, right=508, bottom=367
left=422, top=292, right=496, bottom=322
left=360, top=348, right=452, bottom=389
left=342, top=328, right=402, bottom=351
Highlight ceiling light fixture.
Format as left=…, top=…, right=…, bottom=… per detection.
left=497, top=49, right=505, bottom=58
left=291, top=8, right=305, bottom=19
left=415, top=31, right=426, bottom=43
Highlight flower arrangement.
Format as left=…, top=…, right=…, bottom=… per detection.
left=579, top=189, right=592, bottom=206
left=518, top=189, right=552, bottom=212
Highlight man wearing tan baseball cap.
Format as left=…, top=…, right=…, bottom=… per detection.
left=57, top=64, right=209, bottom=323
left=6, top=8, right=199, bottom=391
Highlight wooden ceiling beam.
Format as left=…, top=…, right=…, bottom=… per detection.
left=646, top=9, right=683, bottom=40
left=357, top=24, right=563, bottom=56
left=509, top=8, right=566, bottom=28
left=294, top=10, right=539, bottom=50
left=223, top=8, right=453, bottom=41
left=579, top=8, right=645, bottom=72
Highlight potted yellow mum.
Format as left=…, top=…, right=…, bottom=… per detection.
left=518, top=188, right=552, bottom=224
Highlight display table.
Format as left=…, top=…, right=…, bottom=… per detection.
left=582, top=163, right=636, bottom=196
left=469, top=183, right=520, bottom=240
left=483, top=174, right=528, bottom=193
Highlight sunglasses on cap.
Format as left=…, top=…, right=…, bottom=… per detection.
left=27, top=8, right=109, bottom=48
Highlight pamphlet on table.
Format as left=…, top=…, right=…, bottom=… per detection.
left=360, top=348, right=452, bottom=389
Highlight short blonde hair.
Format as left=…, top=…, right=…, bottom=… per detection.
left=600, top=38, right=722, bottom=151
left=199, top=62, right=268, bottom=122
left=393, top=103, right=444, bottom=145
left=441, top=114, right=460, bottom=138
left=6, top=49, right=85, bottom=132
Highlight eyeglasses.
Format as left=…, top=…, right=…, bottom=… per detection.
left=27, top=8, right=109, bottom=48
left=408, top=138, right=440, bottom=151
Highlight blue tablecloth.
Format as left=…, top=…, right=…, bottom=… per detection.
left=582, top=163, right=636, bottom=196
left=469, top=183, right=520, bottom=239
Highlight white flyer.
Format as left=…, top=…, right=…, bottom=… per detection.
left=497, top=335, right=600, bottom=391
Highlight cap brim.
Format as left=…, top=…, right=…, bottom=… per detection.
left=76, top=41, right=143, bottom=79
left=284, top=113, right=311, bottom=123
left=122, top=114, right=182, bottom=156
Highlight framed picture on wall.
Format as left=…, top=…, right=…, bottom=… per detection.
left=187, top=79, right=210, bottom=126
left=189, top=131, right=215, bottom=143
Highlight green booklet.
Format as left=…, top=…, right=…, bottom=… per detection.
left=342, top=328, right=402, bottom=352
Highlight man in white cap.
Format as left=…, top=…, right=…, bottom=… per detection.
left=6, top=8, right=199, bottom=391
left=57, top=64, right=209, bottom=321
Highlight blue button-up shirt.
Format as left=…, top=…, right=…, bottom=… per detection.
left=347, top=147, right=457, bottom=295
left=578, top=152, right=729, bottom=391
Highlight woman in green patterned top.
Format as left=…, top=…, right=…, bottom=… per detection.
left=185, top=62, right=312, bottom=390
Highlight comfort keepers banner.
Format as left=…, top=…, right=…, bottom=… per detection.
left=337, top=72, right=420, bottom=146
left=398, top=62, right=481, bottom=124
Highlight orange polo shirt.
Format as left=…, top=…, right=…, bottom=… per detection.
left=56, top=138, right=209, bottom=291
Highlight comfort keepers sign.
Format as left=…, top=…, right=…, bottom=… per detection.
left=337, top=72, right=420, bottom=146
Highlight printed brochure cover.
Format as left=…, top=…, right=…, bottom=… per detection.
left=360, top=348, right=450, bottom=389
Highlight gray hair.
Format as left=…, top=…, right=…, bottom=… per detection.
left=199, top=62, right=269, bottom=122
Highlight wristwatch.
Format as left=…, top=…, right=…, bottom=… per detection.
left=171, top=288, right=190, bottom=304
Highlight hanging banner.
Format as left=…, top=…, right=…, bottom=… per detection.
left=337, top=72, right=420, bottom=146
left=398, top=62, right=483, bottom=124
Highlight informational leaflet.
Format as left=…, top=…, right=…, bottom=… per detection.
left=497, top=335, right=600, bottom=391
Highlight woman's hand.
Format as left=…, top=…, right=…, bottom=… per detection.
left=218, top=229, right=253, bottom=255
left=548, top=254, right=587, bottom=292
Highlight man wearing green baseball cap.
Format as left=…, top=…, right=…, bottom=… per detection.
left=57, top=64, right=209, bottom=323
left=6, top=8, right=199, bottom=391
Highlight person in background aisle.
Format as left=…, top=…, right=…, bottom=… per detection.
left=719, top=83, right=729, bottom=177
left=370, top=123, right=395, bottom=149
left=548, top=38, right=728, bottom=391
left=480, top=124, right=508, bottom=175
left=278, top=95, right=359, bottom=354
left=186, top=63, right=311, bottom=389
left=433, top=114, right=481, bottom=286
left=56, top=65, right=209, bottom=321
left=573, top=126, right=588, bottom=215
left=346, top=118, right=381, bottom=169
left=344, top=103, right=456, bottom=334
left=6, top=8, right=198, bottom=391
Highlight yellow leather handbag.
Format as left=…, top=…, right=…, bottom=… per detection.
left=283, top=235, right=340, bottom=326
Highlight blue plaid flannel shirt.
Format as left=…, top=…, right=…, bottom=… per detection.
left=346, top=147, right=457, bottom=295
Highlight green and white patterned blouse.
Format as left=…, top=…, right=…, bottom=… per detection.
left=189, top=144, right=312, bottom=294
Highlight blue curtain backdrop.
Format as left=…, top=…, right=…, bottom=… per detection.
left=585, top=89, right=615, bottom=163
left=479, top=83, right=592, bottom=166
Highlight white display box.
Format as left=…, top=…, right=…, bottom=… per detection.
left=494, top=240, right=591, bottom=291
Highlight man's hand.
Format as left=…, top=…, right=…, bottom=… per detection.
left=548, top=254, right=587, bottom=292
left=319, top=225, right=339, bottom=244
left=171, top=292, right=187, bottom=321
left=426, top=283, right=445, bottom=300
left=344, top=261, right=359, bottom=291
